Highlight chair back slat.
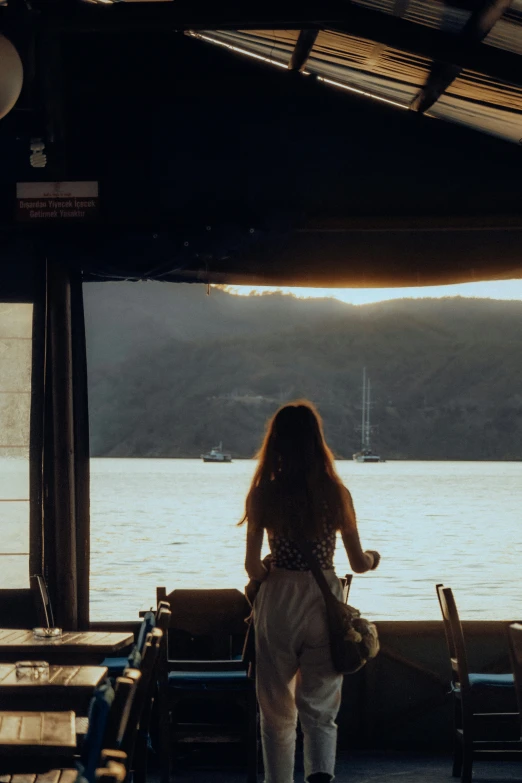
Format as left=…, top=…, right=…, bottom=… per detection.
left=120, top=628, right=163, bottom=760
left=104, top=672, right=141, bottom=750
left=436, top=584, right=470, bottom=691
left=80, top=680, right=116, bottom=783
left=158, top=588, right=250, bottom=661
left=127, top=611, right=156, bottom=669
left=159, top=588, right=250, bottom=636
left=135, top=611, right=156, bottom=656
left=156, top=602, right=172, bottom=636
left=507, top=622, right=522, bottom=731
left=436, top=583, right=456, bottom=660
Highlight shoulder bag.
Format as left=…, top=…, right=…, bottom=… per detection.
left=296, top=538, right=380, bottom=674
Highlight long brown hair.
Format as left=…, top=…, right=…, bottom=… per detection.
left=239, top=400, right=355, bottom=538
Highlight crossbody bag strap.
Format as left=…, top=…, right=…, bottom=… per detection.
left=294, top=537, right=337, bottom=604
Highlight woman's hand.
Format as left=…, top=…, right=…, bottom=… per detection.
left=365, top=550, right=381, bottom=570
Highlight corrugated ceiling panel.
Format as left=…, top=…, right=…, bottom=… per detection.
left=315, top=29, right=429, bottom=85
left=486, top=19, right=522, bottom=55
left=195, top=28, right=522, bottom=143
left=431, top=94, right=522, bottom=141
left=403, top=1, right=469, bottom=31
left=353, top=0, right=522, bottom=55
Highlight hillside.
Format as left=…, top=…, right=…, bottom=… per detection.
left=84, top=283, right=522, bottom=459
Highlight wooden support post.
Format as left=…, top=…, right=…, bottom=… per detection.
left=71, top=270, right=90, bottom=630
left=29, top=262, right=47, bottom=580
left=48, top=261, right=78, bottom=630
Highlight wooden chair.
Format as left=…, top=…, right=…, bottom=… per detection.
left=436, top=584, right=521, bottom=782
left=120, top=627, right=164, bottom=783
left=103, top=672, right=141, bottom=753
left=507, top=623, right=522, bottom=737
left=156, top=586, right=257, bottom=783
left=130, top=604, right=171, bottom=783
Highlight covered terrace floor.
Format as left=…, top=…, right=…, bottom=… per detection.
left=148, top=749, right=522, bottom=783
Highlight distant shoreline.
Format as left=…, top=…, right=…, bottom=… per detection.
left=88, top=456, right=522, bottom=462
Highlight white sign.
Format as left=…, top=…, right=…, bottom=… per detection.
left=16, top=181, right=99, bottom=222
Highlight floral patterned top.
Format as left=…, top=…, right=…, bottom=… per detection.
left=268, top=523, right=337, bottom=570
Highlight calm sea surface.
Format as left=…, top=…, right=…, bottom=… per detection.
left=89, top=459, right=522, bottom=622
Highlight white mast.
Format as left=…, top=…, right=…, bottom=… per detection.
left=365, top=376, right=371, bottom=449
left=360, top=368, right=372, bottom=450
left=354, top=368, right=381, bottom=462
left=361, top=368, right=366, bottom=449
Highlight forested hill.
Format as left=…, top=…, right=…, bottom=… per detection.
left=84, top=283, right=522, bottom=460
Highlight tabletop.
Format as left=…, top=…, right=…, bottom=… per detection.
left=0, top=664, right=108, bottom=714
left=0, top=630, right=133, bottom=664
left=0, top=711, right=76, bottom=755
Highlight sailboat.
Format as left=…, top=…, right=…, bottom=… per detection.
left=352, top=368, right=382, bottom=463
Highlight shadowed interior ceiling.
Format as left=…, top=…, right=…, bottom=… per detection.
left=0, top=0, right=520, bottom=286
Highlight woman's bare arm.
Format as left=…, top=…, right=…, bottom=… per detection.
left=245, top=521, right=267, bottom=581
left=244, top=493, right=268, bottom=581
left=340, top=488, right=380, bottom=573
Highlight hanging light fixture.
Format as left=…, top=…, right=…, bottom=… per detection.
left=0, top=33, right=23, bottom=120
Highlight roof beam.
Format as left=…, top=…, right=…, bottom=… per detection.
left=288, top=29, right=319, bottom=71
left=411, top=0, right=514, bottom=114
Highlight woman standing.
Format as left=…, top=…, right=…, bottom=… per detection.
left=240, top=401, right=380, bottom=783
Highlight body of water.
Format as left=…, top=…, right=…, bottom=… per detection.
left=90, top=459, right=522, bottom=622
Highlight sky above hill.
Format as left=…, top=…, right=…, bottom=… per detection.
left=228, top=280, right=522, bottom=305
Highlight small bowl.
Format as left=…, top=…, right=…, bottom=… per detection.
left=32, top=627, right=63, bottom=639
left=16, top=660, right=50, bottom=681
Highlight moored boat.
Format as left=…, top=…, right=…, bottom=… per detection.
left=201, top=442, right=232, bottom=462
left=353, top=448, right=381, bottom=463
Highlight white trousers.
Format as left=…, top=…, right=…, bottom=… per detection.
left=254, top=568, right=344, bottom=783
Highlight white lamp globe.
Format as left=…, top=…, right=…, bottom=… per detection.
left=0, top=33, right=23, bottom=120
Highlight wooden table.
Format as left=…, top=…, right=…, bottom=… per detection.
left=0, top=630, right=133, bottom=665
left=0, top=711, right=76, bottom=756
left=0, top=664, right=108, bottom=715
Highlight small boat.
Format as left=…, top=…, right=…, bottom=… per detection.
left=352, top=368, right=383, bottom=462
left=201, top=442, right=232, bottom=463
left=353, top=448, right=381, bottom=464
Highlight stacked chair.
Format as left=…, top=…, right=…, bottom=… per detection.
left=125, top=604, right=171, bottom=783
left=83, top=607, right=169, bottom=783
left=155, top=586, right=257, bottom=783
left=436, top=584, right=521, bottom=782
